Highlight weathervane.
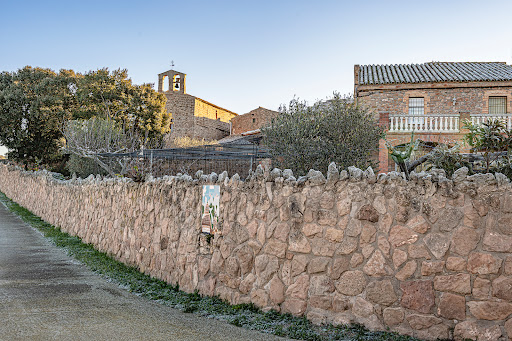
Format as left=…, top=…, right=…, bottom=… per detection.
left=171, top=60, right=175, bottom=69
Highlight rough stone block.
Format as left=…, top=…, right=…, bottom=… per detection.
left=335, top=270, right=366, bottom=296
left=446, top=256, right=466, bottom=271
left=383, top=307, right=404, bottom=327
left=400, top=280, right=435, bottom=314
left=473, top=277, right=491, bottom=299
left=396, top=260, right=417, bottom=281
left=467, top=252, right=502, bottom=275
left=356, top=204, right=379, bottom=223
left=363, top=250, right=391, bottom=277
left=389, top=225, right=418, bottom=248
left=308, top=275, right=335, bottom=296
left=451, top=226, right=481, bottom=256
left=434, top=273, right=471, bottom=294
left=424, top=233, right=450, bottom=259
left=468, top=301, right=512, bottom=320
left=281, top=298, right=307, bottom=316
left=421, top=261, right=445, bottom=276
left=285, top=274, right=310, bottom=300
left=492, top=276, right=512, bottom=301
left=406, top=314, right=442, bottom=330
left=438, top=293, right=465, bottom=320
left=454, top=321, right=502, bottom=341
left=365, top=279, right=398, bottom=306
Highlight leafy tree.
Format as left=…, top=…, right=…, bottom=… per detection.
left=463, top=118, right=512, bottom=173
left=62, top=69, right=170, bottom=177
left=0, top=67, right=77, bottom=166
left=0, top=66, right=170, bottom=171
left=262, top=93, right=384, bottom=175
left=74, top=69, right=170, bottom=136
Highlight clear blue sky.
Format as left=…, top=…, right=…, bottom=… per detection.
left=1, top=0, right=512, bottom=116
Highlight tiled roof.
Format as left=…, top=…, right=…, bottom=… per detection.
left=357, top=62, right=512, bottom=85
left=217, top=135, right=254, bottom=145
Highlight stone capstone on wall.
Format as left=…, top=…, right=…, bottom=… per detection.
left=1, top=164, right=512, bottom=340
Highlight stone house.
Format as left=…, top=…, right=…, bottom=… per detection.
left=157, top=69, right=238, bottom=146
left=230, top=106, right=278, bottom=135
left=354, top=62, right=512, bottom=172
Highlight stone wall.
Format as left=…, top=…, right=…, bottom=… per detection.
left=1, top=164, right=512, bottom=340
left=163, top=93, right=234, bottom=145
left=194, top=98, right=237, bottom=124
left=164, top=92, right=196, bottom=140
left=194, top=116, right=231, bottom=141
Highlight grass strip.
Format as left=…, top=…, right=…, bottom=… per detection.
left=0, top=191, right=424, bottom=341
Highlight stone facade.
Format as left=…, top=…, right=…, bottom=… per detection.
left=158, top=70, right=238, bottom=145
left=1, top=164, right=512, bottom=340
left=231, top=107, right=278, bottom=135
left=354, top=64, right=512, bottom=173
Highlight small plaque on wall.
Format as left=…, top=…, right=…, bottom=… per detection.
left=201, top=185, right=220, bottom=234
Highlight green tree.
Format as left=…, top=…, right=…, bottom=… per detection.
left=262, top=93, right=384, bottom=175
left=0, top=67, right=77, bottom=166
left=74, top=68, right=170, bottom=136
left=0, top=66, right=170, bottom=170
left=463, top=118, right=512, bottom=173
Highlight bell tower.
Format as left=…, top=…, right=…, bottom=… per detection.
left=158, top=70, right=186, bottom=94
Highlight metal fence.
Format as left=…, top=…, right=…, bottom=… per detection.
left=100, top=142, right=271, bottom=179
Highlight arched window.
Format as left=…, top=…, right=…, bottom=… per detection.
left=173, top=75, right=181, bottom=91
left=162, top=75, right=169, bottom=92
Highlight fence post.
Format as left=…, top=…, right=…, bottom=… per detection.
left=150, top=149, right=153, bottom=176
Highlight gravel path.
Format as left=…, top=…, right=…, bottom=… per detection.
left=0, top=203, right=292, bottom=341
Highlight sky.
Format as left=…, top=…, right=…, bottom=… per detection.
left=1, top=0, right=512, bottom=154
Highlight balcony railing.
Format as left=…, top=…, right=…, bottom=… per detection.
left=389, top=114, right=460, bottom=133
left=470, top=114, right=512, bottom=130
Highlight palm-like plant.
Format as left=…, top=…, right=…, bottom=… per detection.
left=463, top=119, right=512, bottom=173
left=385, top=131, right=419, bottom=179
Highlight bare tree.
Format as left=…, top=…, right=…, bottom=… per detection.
left=63, top=117, right=141, bottom=177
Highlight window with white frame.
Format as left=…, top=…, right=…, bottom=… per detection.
left=488, top=96, right=507, bottom=115
left=408, top=97, right=424, bottom=115
left=408, top=97, right=424, bottom=128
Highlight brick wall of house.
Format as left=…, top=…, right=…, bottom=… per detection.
left=231, top=107, right=278, bottom=135
left=357, top=84, right=512, bottom=173
left=357, top=85, right=512, bottom=119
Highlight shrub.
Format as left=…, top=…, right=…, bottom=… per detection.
left=262, top=93, right=384, bottom=176
left=425, top=143, right=470, bottom=177
left=66, top=154, right=108, bottom=178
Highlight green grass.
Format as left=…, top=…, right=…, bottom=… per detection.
left=0, top=191, right=425, bottom=341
